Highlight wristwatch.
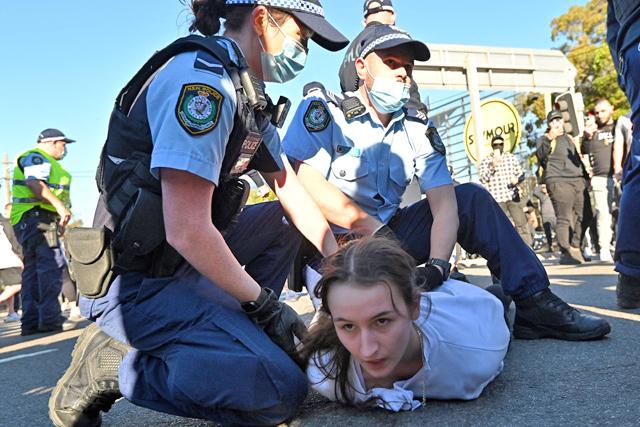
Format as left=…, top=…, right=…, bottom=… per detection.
left=427, top=258, right=451, bottom=281
left=241, top=288, right=272, bottom=312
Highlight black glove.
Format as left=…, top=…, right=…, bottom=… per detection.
left=415, top=265, right=444, bottom=291
left=243, top=288, right=308, bottom=366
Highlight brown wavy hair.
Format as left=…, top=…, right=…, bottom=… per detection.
left=299, top=236, right=422, bottom=405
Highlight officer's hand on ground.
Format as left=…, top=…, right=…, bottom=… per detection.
left=415, top=265, right=444, bottom=292
left=244, top=287, right=308, bottom=367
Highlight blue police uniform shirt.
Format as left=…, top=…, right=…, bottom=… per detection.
left=282, top=89, right=452, bottom=224
left=20, top=152, right=52, bottom=182
left=130, top=38, right=284, bottom=186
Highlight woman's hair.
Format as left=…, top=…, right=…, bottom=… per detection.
left=299, top=236, right=422, bottom=405
left=187, top=0, right=292, bottom=36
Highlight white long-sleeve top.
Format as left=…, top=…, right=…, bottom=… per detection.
left=307, top=280, right=510, bottom=411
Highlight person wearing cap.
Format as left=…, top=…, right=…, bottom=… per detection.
left=284, top=23, right=610, bottom=345
left=338, top=0, right=427, bottom=114
left=536, top=110, right=590, bottom=265
left=49, top=1, right=347, bottom=426
left=9, top=128, right=74, bottom=336
left=479, top=134, right=532, bottom=246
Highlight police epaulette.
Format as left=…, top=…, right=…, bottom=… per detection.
left=302, top=81, right=366, bottom=121
left=405, top=107, right=429, bottom=124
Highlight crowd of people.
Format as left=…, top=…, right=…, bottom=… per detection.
left=480, top=98, right=633, bottom=268
left=1, top=0, right=638, bottom=426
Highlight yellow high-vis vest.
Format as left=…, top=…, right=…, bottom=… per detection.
left=10, top=148, right=71, bottom=225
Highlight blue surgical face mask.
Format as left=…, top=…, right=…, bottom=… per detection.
left=364, top=66, right=410, bottom=114
left=259, top=14, right=308, bottom=83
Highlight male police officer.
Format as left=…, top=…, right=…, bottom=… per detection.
left=339, top=0, right=426, bottom=113
left=284, top=24, right=611, bottom=341
left=10, top=128, right=74, bottom=335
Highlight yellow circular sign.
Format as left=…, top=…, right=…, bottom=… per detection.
left=463, top=98, right=521, bottom=163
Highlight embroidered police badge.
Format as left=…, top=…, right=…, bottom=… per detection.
left=426, top=126, right=446, bottom=155
left=31, top=155, right=44, bottom=165
left=304, top=100, right=330, bottom=132
left=176, top=83, right=224, bottom=135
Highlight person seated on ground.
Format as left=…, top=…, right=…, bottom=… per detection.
left=301, top=237, right=510, bottom=411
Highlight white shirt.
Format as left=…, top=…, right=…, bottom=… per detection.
left=307, top=280, right=510, bottom=411
left=0, top=221, right=22, bottom=270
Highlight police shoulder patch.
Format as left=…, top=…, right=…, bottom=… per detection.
left=426, top=126, right=446, bottom=156
left=31, top=154, right=44, bottom=165
left=303, top=100, right=330, bottom=132
left=175, top=83, right=224, bottom=136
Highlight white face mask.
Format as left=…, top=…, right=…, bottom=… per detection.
left=364, top=66, right=410, bottom=114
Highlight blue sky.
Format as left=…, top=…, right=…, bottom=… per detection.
left=0, top=0, right=583, bottom=223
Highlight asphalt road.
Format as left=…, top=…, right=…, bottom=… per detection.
left=1, top=256, right=639, bottom=427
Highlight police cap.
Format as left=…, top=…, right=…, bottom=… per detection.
left=37, top=128, right=76, bottom=144
left=358, top=24, right=430, bottom=61
left=225, top=0, right=348, bottom=51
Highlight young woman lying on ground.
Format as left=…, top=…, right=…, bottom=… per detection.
left=301, top=236, right=510, bottom=411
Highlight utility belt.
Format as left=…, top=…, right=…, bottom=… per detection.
left=23, top=207, right=59, bottom=222
left=21, top=208, right=61, bottom=248
left=65, top=176, right=250, bottom=299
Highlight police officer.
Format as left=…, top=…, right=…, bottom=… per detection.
left=607, top=0, right=640, bottom=308
left=10, top=128, right=74, bottom=336
left=284, top=24, right=610, bottom=342
left=49, top=1, right=346, bottom=426
left=338, top=0, right=426, bottom=111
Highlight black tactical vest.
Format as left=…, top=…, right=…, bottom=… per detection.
left=93, top=35, right=273, bottom=276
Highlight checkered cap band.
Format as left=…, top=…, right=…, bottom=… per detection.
left=225, top=0, right=324, bottom=17
left=359, top=32, right=412, bottom=58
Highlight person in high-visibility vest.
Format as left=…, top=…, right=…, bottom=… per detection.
left=10, top=128, right=74, bottom=336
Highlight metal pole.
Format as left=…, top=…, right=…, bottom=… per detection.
left=2, top=153, right=11, bottom=208
left=466, top=54, right=484, bottom=172
left=544, top=92, right=553, bottom=115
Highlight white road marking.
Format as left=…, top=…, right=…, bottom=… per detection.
left=0, top=348, right=58, bottom=364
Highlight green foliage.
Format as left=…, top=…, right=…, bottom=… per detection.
left=551, top=0, right=629, bottom=118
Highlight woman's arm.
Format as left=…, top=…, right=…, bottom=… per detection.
left=262, top=159, right=339, bottom=257
left=160, top=167, right=261, bottom=303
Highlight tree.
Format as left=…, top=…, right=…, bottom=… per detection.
left=551, top=0, right=629, bottom=117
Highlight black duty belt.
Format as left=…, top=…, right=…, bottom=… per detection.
left=23, top=208, right=59, bottom=222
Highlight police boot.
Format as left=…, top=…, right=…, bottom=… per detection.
left=49, top=323, right=130, bottom=427
left=617, top=274, right=640, bottom=309
left=513, top=288, right=611, bottom=340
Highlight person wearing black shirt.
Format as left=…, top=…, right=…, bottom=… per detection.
left=537, top=110, right=589, bottom=265
left=583, top=99, right=616, bottom=263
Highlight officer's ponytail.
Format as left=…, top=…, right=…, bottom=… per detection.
left=188, top=0, right=254, bottom=36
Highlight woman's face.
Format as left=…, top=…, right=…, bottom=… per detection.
left=327, top=280, right=419, bottom=381
left=260, top=12, right=312, bottom=57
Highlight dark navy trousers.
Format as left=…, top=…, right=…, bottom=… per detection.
left=14, top=217, right=65, bottom=330
left=79, top=201, right=306, bottom=426
left=613, top=40, right=640, bottom=278
left=390, top=183, right=548, bottom=299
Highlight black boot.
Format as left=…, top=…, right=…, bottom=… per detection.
left=514, top=289, right=611, bottom=340
left=49, top=323, right=130, bottom=427
left=617, top=274, right=640, bottom=309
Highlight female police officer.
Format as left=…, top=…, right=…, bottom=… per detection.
left=49, top=1, right=347, bottom=426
